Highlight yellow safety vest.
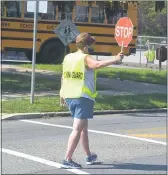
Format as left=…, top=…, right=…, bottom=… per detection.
left=60, top=52, right=97, bottom=99
left=144, top=49, right=156, bottom=62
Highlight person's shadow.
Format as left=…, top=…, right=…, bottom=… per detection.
left=82, top=162, right=167, bottom=171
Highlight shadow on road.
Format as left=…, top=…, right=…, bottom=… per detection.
left=83, top=162, right=167, bottom=171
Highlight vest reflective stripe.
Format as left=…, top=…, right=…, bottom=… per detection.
left=83, top=70, right=97, bottom=98
left=60, top=52, right=97, bottom=99
left=82, top=86, right=97, bottom=98
left=94, top=70, right=97, bottom=92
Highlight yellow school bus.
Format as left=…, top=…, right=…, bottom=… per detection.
left=1, top=1, right=138, bottom=64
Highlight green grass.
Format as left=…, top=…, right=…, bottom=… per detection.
left=18, top=64, right=167, bottom=85
left=2, top=72, right=113, bottom=93
left=95, top=93, right=167, bottom=110
left=19, top=64, right=62, bottom=73
left=2, top=94, right=167, bottom=113
left=97, top=67, right=167, bottom=85
left=2, top=72, right=61, bottom=93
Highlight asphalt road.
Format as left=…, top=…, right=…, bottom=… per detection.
left=2, top=112, right=167, bottom=174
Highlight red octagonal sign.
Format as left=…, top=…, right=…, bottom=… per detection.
left=115, top=17, right=134, bottom=48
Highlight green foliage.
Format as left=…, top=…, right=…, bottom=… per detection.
left=2, top=73, right=61, bottom=93
left=97, top=67, right=167, bottom=85
left=19, top=64, right=62, bottom=73
left=18, top=64, right=167, bottom=85
left=2, top=94, right=167, bottom=113
left=138, top=1, right=167, bottom=36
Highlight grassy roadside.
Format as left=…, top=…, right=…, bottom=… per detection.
left=18, top=64, right=167, bottom=85
left=2, top=72, right=61, bottom=92
left=2, top=72, right=113, bottom=93
left=18, top=64, right=62, bottom=73
left=2, top=94, right=166, bottom=113
left=97, top=67, right=167, bottom=85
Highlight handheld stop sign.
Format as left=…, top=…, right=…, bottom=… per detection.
left=115, top=17, right=134, bottom=52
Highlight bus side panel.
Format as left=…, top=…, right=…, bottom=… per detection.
left=2, top=39, right=41, bottom=52
left=127, top=3, right=138, bottom=27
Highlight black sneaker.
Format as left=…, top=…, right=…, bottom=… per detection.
left=86, top=153, right=97, bottom=165
left=61, top=160, right=82, bottom=169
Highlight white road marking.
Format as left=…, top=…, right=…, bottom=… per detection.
left=2, top=148, right=89, bottom=175
left=20, top=120, right=167, bottom=146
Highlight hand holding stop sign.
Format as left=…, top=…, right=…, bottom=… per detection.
left=115, top=17, right=134, bottom=53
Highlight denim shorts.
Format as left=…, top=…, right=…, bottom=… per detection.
left=65, top=97, right=94, bottom=119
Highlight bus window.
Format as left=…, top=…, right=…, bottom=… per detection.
left=24, top=1, right=56, bottom=20
left=58, top=6, right=72, bottom=21
left=1, top=6, right=4, bottom=17
left=75, top=6, right=88, bottom=22
left=91, top=7, right=105, bottom=23
left=122, top=9, right=127, bottom=17
left=4, top=1, right=21, bottom=18
left=40, top=2, right=56, bottom=20
left=59, top=12, right=72, bottom=21
left=107, top=8, right=126, bottom=24
left=24, top=2, right=34, bottom=18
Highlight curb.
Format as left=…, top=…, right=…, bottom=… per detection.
left=2, top=108, right=167, bottom=120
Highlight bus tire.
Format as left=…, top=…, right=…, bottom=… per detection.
left=25, top=50, right=40, bottom=62
left=40, top=40, right=66, bottom=64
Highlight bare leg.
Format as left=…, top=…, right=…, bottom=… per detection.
left=80, top=120, right=91, bottom=157
left=65, top=118, right=87, bottom=160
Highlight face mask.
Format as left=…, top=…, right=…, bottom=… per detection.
left=87, top=46, right=94, bottom=54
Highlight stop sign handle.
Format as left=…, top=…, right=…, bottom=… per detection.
left=121, top=41, right=124, bottom=52
left=120, top=41, right=124, bottom=60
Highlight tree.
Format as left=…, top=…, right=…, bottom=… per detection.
left=138, top=1, right=167, bottom=36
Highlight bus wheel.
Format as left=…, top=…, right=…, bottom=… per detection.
left=40, top=40, right=65, bottom=64
left=25, top=51, right=40, bottom=62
